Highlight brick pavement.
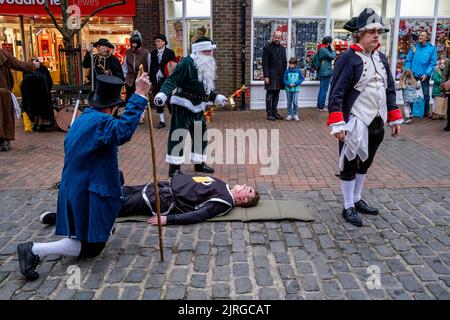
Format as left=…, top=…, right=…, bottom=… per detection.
left=0, top=108, right=449, bottom=300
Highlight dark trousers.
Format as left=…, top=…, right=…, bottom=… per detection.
left=167, top=105, right=207, bottom=164
left=79, top=241, right=106, bottom=258
left=120, top=182, right=173, bottom=217
left=447, top=95, right=450, bottom=128
left=415, top=76, right=431, bottom=116
left=266, top=90, right=280, bottom=117
left=125, top=83, right=136, bottom=102
left=339, top=117, right=385, bottom=181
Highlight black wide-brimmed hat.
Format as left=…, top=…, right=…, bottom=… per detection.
left=154, top=34, right=168, bottom=45
left=344, top=8, right=389, bottom=34
left=88, top=75, right=124, bottom=109
left=93, top=38, right=115, bottom=48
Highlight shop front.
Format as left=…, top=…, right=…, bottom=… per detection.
left=249, top=0, right=450, bottom=109
left=0, top=0, right=135, bottom=95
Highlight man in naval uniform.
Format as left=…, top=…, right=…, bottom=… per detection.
left=154, top=36, right=228, bottom=177
left=327, top=8, right=403, bottom=227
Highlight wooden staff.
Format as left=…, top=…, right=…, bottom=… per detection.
left=139, top=64, right=164, bottom=261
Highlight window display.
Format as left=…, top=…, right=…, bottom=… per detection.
left=188, top=19, right=211, bottom=53
left=252, top=19, right=288, bottom=81
left=168, top=20, right=184, bottom=59
left=394, top=19, right=433, bottom=80
left=435, top=20, right=450, bottom=61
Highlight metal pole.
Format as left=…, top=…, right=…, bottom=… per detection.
left=19, top=15, right=27, bottom=61
left=90, top=42, right=94, bottom=91
left=390, top=0, right=401, bottom=80
left=241, top=0, right=247, bottom=110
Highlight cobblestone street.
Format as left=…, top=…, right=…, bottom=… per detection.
left=0, top=109, right=449, bottom=300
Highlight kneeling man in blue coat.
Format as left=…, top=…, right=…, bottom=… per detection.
left=17, top=73, right=151, bottom=281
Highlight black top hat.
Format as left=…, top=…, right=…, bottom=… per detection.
left=344, top=8, right=389, bottom=34
left=93, top=38, right=115, bottom=49
left=154, top=34, right=168, bottom=45
left=88, top=75, right=124, bottom=109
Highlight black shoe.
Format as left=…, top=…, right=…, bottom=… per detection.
left=444, top=126, right=450, bottom=132
left=169, top=164, right=181, bottom=177
left=39, top=211, right=56, bottom=225
left=1, top=140, right=10, bottom=151
left=275, top=113, right=283, bottom=120
left=157, top=122, right=166, bottom=129
left=267, top=115, right=276, bottom=121
left=355, top=199, right=379, bottom=215
left=194, top=163, right=215, bottom=174
left=342, top=207, right=363, bottom=227
left=17, top=242, right=40, bottom=281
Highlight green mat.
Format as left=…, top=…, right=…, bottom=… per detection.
left=116, top=200, right=313, bottom=223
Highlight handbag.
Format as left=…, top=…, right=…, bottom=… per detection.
left=412, top=96, right=425, bottom=118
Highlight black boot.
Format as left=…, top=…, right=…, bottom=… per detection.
left=169, top=164, right=181, bottom=177
left=1, top=140, right=10, bottom=151
left=194, top=163, right=215, bottom=174
left=355, top=199, right=379, bottom=215
left=342, top=207, right=363, bottom=227
left=17, top=242, right=40, bottom=281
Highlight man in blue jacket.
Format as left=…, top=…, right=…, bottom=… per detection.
left=404, top=30, right=437, bottom=117
left=17, top=73, right=151, bottom=281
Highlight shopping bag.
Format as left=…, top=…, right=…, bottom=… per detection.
left=22, top=112, right=32, bottom=132
left=412, top=96, right=425, bottom=118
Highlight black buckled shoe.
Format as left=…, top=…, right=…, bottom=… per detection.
left=342, top=207, right=363, bottom=227
left=275, top=113, right=283, bottom=120
left=17, top=242, right=40, bottom=281
left=355, top=199, right=379, bottom=215
left=169, top=164, right=181, bottom=178
left=267, top=115, right=276, bottom=121
left=39, top=211, right=56, bottom=225
left=157, top=122, right=166, bottom=129
left=194, top=163, right=215, bottom=174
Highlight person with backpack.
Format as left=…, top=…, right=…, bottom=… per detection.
left=315, top=36, right=336, bottom=111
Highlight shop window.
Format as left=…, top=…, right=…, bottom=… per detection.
left=394, top=19, right=434, bottom=80
left=352, top=0, right=382, bottom=16
left=168, top=0, right=183, bottom=19
left=253, top=0, right=289, bottom=16
left=332, top=0, right=351, bottom=19
left=187, top=19, right=211, bottom=52
left=252, top=19, right=288, bottom=81
left=292, top=0, right=327, bottom=16
left=438, top=0, right=450, bottom=16
left=292, top=19, right=326, bottom=81
left=435, top=20, right=450, bottom=60
left=168, top=20, right=184, bottom=58
left=400, top=0, right=435, bottom=17
left=186, top=0, right=211, bottom=17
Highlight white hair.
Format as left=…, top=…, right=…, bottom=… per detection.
left=190, top=52, right=216, bottom=95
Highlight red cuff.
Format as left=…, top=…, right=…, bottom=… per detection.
left=327, top=111, right=344, bottom=126
left=387, top=109, right=403, bottom=122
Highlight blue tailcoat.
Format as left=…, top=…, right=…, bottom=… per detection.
left=55, top=94, right=147, bottom=242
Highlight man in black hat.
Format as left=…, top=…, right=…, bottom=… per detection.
left=83, top=38, right=124, bottom=84
left=150, top=33, right=176, bottom=129
left=154, top=36, right=228, bottom=177
left=16, top=73, right=151, bottom=281
left=327, top=8, right=403, bottom=227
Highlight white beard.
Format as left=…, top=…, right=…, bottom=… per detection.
left=191, top=52, right=216, bottom=95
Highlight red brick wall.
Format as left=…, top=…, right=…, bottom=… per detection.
left=133, top=0, right=161, bottom=50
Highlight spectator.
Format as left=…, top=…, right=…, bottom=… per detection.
left=440, top=58, right=450, bottom=131
left=0, top=48, right=38, bottom=152
left=404, top=30, right=437, bottom=118
left=149, top=34, right=176, bottom=129
left=397, top=69, right=420, bottom=124
left=316, top=36, right=336, bottom=111
left=431, top=60, right=446, bottom=120
left=283, top=57, right=304, bottom=121
left=262, top=31, right=287, bottom=121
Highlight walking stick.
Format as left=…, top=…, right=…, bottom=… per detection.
left=139, top=65, right=164, bottom=261
left=69, top=90, right=83, bottom=128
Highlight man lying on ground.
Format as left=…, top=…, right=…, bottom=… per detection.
left=39, top=171, right=260, bottom=226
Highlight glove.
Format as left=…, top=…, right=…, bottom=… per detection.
left=154, top=92, right=167, bottom=106
left=214, top=94, right=228, bottom=107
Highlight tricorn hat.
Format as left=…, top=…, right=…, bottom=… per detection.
left=93, top=38, right=115, bottom=49
left=88, top=75, right=124, bottom=109
left=191, top=36, right=216, bottom=53
left=343, top=8, right=389, bottom=34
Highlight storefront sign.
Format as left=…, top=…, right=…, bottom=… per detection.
left=0, top=0, right=136, bottom=17
left=1, top=42, right=14, bottom=55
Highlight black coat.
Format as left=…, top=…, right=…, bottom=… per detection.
left=149, top=47, right=176, bottom=93
left=262, top=42, right=287, bottom=90
left=82, top=52, right=124, bottom=84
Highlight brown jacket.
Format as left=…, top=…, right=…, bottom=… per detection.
left=440, top=59, right=450, bottom=94
left=124, top=47, right=150, bottom=87
left=0, top=49, right=36, bottom=140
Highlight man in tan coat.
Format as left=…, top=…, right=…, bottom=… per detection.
left=0, top=49, right=38, bottom=151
